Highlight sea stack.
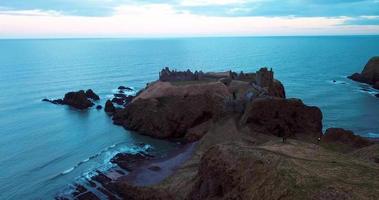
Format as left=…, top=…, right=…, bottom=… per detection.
left=348, top=56, right=379, bottom=89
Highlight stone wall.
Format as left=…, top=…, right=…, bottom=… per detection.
left=159, top=67, right=204, bottom=82
left=256, top=67, right=274, bottom=88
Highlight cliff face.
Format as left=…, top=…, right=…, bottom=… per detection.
left=112, top=82, right=229, bottom=139
left=112, top=68, right=286, bottom=139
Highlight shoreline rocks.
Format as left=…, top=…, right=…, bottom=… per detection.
left=104, top=100, right=116, bottom=113
left=42, top=89, right=99, bottom=110
left=348, top=56, right=379, bottom=89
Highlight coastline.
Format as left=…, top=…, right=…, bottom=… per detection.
left=119, top=142, right=197, bottom=186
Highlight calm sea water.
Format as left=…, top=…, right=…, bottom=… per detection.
left=0, top=36, right=378, bottom=199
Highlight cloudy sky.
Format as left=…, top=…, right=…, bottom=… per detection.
left=0, top=0, right=379, bottom=38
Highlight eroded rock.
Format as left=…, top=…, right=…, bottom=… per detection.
left=241, top=97, right=322, bottom=140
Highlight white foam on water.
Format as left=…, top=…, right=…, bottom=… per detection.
left=61, top=167, right=74, bottom=175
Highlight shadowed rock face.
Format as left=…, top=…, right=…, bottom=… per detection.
left=323, top=128, right=373, bottom=149
left=348, top=56, right=379, bottom=88
left=113, top=93, right=226, bottom=139
left=241, top=98, right=322, bottom=139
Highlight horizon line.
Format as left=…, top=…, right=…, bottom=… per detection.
left=1, top=34, right=379, bottom=40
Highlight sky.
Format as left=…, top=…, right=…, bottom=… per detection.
left=0, top=0, right=379, bottom=38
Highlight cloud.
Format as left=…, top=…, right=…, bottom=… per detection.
left=0, top=1, right=379, bottom=37
left=343, top=16, right=379, bottom=25
left=0, top=4, right=378, bottom=38
left=1, top=0, right=379, bottom=17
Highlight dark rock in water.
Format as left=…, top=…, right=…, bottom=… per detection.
left=96, top=105, right=102, bottom=110
left=63, top=90, right=94, bottom=110
left=376, top=93, right=379, bottom=98
left=111, top=97, right=124, bottom=105
left=241, top=98, right=323, bottom=140
left=42, top=98, right=63, bottom=105
left=349, top=56, right=379, bottom=89
left=114, top=93, right=127, bottom=98
left=118, top=86, right=133, bottom=91
left=85, top=89, right=100, bottom=101
left=104, top=100, right=116, bottom=113
left=333, top=80, right=336, bottom=83
left=323, top=128, right=373, bottom=149
left=110, top=153, right=151, bottom=171
left=52, top=99, right=64, bottom=104
left=348, top=73, right=366, bottom=83
left=118, top=90, right=125, bottom=94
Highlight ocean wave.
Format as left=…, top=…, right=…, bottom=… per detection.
left=112, top=87, right=137, bottom=96
left=52, top=143, right=153, bottom=179
left=61, top=167, right=75, bottom=175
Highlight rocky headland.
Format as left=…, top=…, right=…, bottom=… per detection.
left=57, top=67, right=379, bottom=200
left=348, top=56, right=379, bottom=90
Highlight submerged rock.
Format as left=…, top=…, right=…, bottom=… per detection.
left=118, top=86, right=133, bottom=91
left=96, top=105, right=102, bottom=110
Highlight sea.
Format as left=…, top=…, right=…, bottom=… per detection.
left=0, top=36, right=378, bottom=199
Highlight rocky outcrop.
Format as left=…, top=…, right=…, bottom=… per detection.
left=85, top=89, right=100, bottom=101
left=104, top=100, right=116, bottom=113
left=112, top=67, right=288, bottom=140
left=323, top=128, right=373, bottom=149
left=111, top=152, right=153, bottom=171
left=42, top=89, right=99, bottom=110
left=112, top=82, right=229, bottom=139
left=62, top=90, right=95, bottom=110
left=241, top=98, right=322, bottom=139
left=348, top=56, right=379, bottom=89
